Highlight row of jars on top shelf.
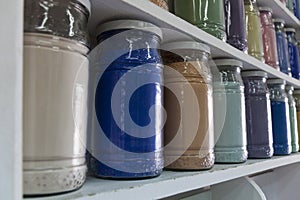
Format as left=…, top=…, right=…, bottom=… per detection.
left=151, top=0, right=300, bottom=80
left=281, top=0, right=300, bottom=20
left=22, top=0, right=300, bottom=197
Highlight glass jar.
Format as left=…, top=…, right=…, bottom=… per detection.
left=23, top=0, right=90, bottom=196
left=213, top=59, right=248, bottom=163
left=273, top=19, right=291, bottom=76
left=293, top=89, right=300, bottom=148
left=267, top=79, right=292, bottom=155
left=242, top=71, right=273, bottom=158
left=294, top=0, right=300, bottom=19
left=259, top=7, right=279, bottom=70
left=89, top=20, right=164, bottom=179
left=224, top=0, right=248, bottom=52
left=149, top=0, right=169, bottom=10
left=244, top=0, right=265, bottom=62
left=162, top=42, right=214, bottom=170
left=173, top=0, right=226, bottom=41
left=285, top=28, right=300, bottom=80
left=286, top=0, right=295, bottom=13
left=286, top=86, right=299, bottom=152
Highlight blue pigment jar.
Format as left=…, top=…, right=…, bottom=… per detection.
left=88, top=20, right=164, bottom=179
left=267, top=79, right=292, bottom=155
left=273, top=19, right=291, bottom=76
left=285, top=28, right=300, bottom=79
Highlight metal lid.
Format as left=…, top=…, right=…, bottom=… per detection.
left=77, top=0, right=91, bottom=14
left=294, top=89, right=300, bottom=94
left=259, top=7, right=273, bottom=13
left=286, top=85, right=294, bottom=90
left=272, top=18, right=285, bottom=24
left=267, top=79, right=286, bottom=85
left=242, top=70, right=268, bottom=78
left=284, top=28, right=296, bottom=33
left=213, top=59, right=243, bottom=68
left=161, top=41, right=210, bottom=54
left=96, top=20, right=163, bottom=39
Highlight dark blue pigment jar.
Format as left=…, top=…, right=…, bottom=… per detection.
left=285, top=28, right=300, bottom=80
left=267, top=79, right=292, bottom=155
left=273, top=19, right=291, bottom=76
left=88, top=20, right=164, bottom=179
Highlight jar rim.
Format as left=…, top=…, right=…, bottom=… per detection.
left=96, top=20, right=163, bottom=40
left=259, top=7, right=273, bottom=13
left=286, top=85, right=294, bottom=91
left=272, top=18, right=285, bottom=24
left=161, top=41, right=210, bottom=54
left=267, top=79, right=286, bottom=85
left=213, top=59, right=243, bottom=68
left=294, top=89, right=300, bottom=94
left=242, top=70, right=268, bottom=78
left=284, top=28, right=296, bottom=33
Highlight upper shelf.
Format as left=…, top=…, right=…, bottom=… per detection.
left=88, top=0, right=300, bottom=88
left=28, top=154, right=300, bottom=200
left=257, top=0, right=300, bottom=27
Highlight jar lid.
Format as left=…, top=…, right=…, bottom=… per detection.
left=284, top=28, right=296, bottom=33
left=96, top=20, right=163, bottom=40
left=259, top=7, right=273, bottom=13
left=77, top=0, right=91, bottom=14
left=294, top=89, right=300, bottom=94
left=267, top=79, right=286, bottom=85
left=272, top=18, right=285, bottom=24
left=286, top=85, right=294, bottom=90
left=213, top=59, right=243, bottom=68
left=241, top=70, right=268, bottom=78
left=161, top=41, right=210, bottom=54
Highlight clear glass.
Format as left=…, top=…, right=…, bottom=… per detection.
left=163, top=48, right=215, bottom=170
left=213, top=65, right=248, bottom=163
left=286, top=87, right=299, bottom=152
left=24, top=0, right=90, bottom=46
left=244, top=0, right=265, bottom=62
left=243, top=74, right=273, bottom=158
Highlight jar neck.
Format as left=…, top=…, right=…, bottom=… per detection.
left=268, top=84, right=287, bottom=100
left=213, top=66, right=243, bottom=87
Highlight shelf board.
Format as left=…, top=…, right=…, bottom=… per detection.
left=257, top=0, right=300, bottom=27
left=89, top=0, right=300, bottom=88
left=27, top=154, right=300, bottom=200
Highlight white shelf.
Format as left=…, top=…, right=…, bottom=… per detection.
left=257, top=0, right=300, bottom=27
left=27, top=154, right=300, bottom=200
left=89, top=0, right=300, bottom=88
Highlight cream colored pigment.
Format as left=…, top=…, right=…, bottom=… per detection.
left=164, top=61, right=214, bottom=170
left=23, top=33, right=88, bottom=195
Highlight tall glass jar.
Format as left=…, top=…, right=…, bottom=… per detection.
left=285, top=28, right=300, bottom=79
left=23, top=0, right=90, bottom=196
left=293, top=89, right=300, bottom=148
left=213, top=59, right=248, bottom=163
left=224, top=0, right=248, bottom=52
left=244, top=0, right=265, bottom=62
left=162, top=42, right=214, bottom=170
left=267, top=79, right=292, bottom=155
left=89, top=20, right=164, bottom=179
left=286, top=86, right=299, bottom=152
left=242, top=71, right=273, bottom=158
left=149, top=0, right=169, bottom=10
left=273, top=19, right=291, bottom=76
left=173, top=0, right=226, bottom=41
left=259, top=7, right=279, bottom=70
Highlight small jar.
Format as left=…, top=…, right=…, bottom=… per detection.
left=149, top=0, right=169, bottom=10
left=244, top=0, right=265, bottom=62
left=213, top=59, right=248, bottom=163
left=286, top=0, right=294, bottom=13
left=273, top=19, right=291, bottom=75
left=267, top=79, right=292, bottom=155
left=293, top=89, right=300, bottom=148
left=224, top=0, right=248, bottom=52
left=259, top=7, right=279, bottom=70
left=162, top=42, right=214, bottom=170
left=173, top=0, right=226, bottom=41
left=286, top=86, right=299, bottom=152
left=242, top=71, right=273, bottom=158
left=285, top=28, right=300, bottom=80
left=23, top=0, right=90, bottom=195
left=89, top=20, right=164, bottom=179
